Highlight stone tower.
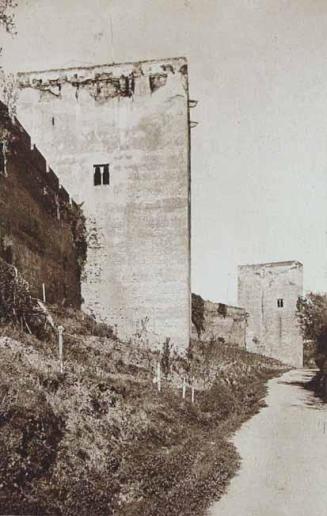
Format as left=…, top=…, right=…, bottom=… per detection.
left=15, top=57, right=191, bottom=351
left=238, top=261, right=303, bottom=367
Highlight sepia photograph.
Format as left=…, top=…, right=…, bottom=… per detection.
left=0, top=1, right=326, bottom=515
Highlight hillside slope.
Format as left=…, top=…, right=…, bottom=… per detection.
left=0, top=307, right=286, bottom=515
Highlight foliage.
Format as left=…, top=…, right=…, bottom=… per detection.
left=297, top=293, right=327, bottom=398
left=0, top=0, right=16, bottom=34
left=296, top=293, right=327, bottom=346
left=0, top=257, right=53, bottom=338
left=0, top=72, right=17, bottom=117
left=161, top=337, right=171, bottom=378
left=70, top=202, right=87, bottom=281
left=191, top=293, right=205, bottom=338
left=0, top=310, right=285, bottom=515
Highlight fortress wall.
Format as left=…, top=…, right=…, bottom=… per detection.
left=0, top=101, right=83, bottom=306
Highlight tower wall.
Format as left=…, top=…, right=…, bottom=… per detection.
left=238, top=261, right=303, bottom=367
left=16, top=58, right=191, bottom=350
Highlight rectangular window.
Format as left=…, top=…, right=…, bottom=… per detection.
left=93, top=163, right=110, bottom=186
left=277, top=298, right=284, bottom=308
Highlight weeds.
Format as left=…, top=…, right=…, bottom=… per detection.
left=0, top=308, right=285, bottom=515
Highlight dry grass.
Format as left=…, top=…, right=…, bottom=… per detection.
left=0, top=307, right=286, bottom=515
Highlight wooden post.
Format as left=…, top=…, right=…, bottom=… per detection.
left=42, top=283, right=46, bottom=303
left=191, top=377, right=195, bottom=404
left=58, top=325, right=64, bottom=373
left=182, top=377, right=186, bottom=399
left=157, top=362, right=161, bottom=393
left=55, top=194, right=60, bottom=221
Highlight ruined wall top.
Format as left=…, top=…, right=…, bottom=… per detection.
left=17, top=57, right=188, bottom=98
left=238, top=260, right=303, bottom=271
left=204, top=299, right=247, bottom=318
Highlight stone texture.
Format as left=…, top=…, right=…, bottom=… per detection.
left=192, top=299, right=247, bottom=348
left=15, top=58, right=191, bottom=350
left=0, top=102, right=82, bottom=306
left=238, top=261, right=303, bottom=367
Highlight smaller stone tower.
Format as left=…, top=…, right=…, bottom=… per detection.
left=238, top=261, right=303, bottom=367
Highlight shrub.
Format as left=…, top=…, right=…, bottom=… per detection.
left=161, top=337, right=171, bottom=378
left=192, top=293, right=205, bottom=338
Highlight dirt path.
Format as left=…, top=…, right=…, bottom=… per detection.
left=208, top=369, right=327, bottom=516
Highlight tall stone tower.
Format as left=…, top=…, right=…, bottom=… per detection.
left=15, top=57, right=191, bottom=351
left=238, top=261, right=303, bottom=367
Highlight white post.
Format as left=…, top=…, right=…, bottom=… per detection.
left=191, top=377, right=195, bottom=404
left=42, top=283, right=46, bottom=303
left=58, top=325, right=64, bottom=373
left=182, top=377, right=186, bottom=400
left=157, top=362, right=161, bottom=393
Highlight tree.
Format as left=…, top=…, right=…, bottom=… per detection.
left=297, top=293, right=327, bottom=396
left=192, top=293, right=205, bottom=338
left=0, top=1, right=17, bottom=116
left=0, top=0, right=16, bottom=34
left=296, top=293, right=327, bottom=347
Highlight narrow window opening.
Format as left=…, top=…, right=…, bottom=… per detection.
left=51, top=116, right=55, bottom=126
left=103, top=164, right=110, bottom=185
left=93, top=165, right=102, bottom=186
left=277, top=298, right=284, bottom=308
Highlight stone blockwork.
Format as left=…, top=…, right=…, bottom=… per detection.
left=0, top=101, right=84, bottom=306
left=15, top=58, right=191, bottom=350
left=238, top=261, right=303, bottom=367
left=192, top=298, right=247, bottom=348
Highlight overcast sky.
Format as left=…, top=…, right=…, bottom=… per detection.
left=1, top=0, right=327, bottom=304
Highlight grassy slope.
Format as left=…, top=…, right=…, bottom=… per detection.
left=0, top=308, right=286, bottom=515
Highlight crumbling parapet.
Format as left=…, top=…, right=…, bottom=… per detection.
left=17, top=57, right=189, bottom=102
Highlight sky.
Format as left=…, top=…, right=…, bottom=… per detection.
left=1, top=0, right=327, bottom=304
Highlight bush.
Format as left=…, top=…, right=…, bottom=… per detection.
left=0, top=257, right=52, bottom=338
left=297, top=293, right=327, bottom=398
left=192, top=293, right=205, bottom=338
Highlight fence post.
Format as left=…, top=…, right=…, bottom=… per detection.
left=58, top=325, right=64, bottom=373
left=157, top=361, right=161, bottom=393
left=182, top=377, right=186, bottom=400
left=42, top=283, right=46, bottom=303
left=191, top=377, right=195, bottom=404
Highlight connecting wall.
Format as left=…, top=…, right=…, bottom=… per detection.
left=192, top=298, right=247, bottom=348
left=0, top=102, right=84, bottom=306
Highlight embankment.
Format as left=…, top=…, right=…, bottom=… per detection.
left=0, top=308, right=286, bottom=516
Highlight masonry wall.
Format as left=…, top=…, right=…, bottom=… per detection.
left=0, top=102, right=83, bottom=306
left=15, top=58, right=191, bottom=350
left=192, top=299, right=247, bottom=348
left=238, top=261, right=303, bottom=367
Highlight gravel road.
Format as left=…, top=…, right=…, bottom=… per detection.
left=208, top=369, right=327, bottom=516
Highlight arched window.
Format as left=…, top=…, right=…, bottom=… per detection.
left=93, top=165, right=101, bottom=186
left=103, top=164, right=110, bottom=185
